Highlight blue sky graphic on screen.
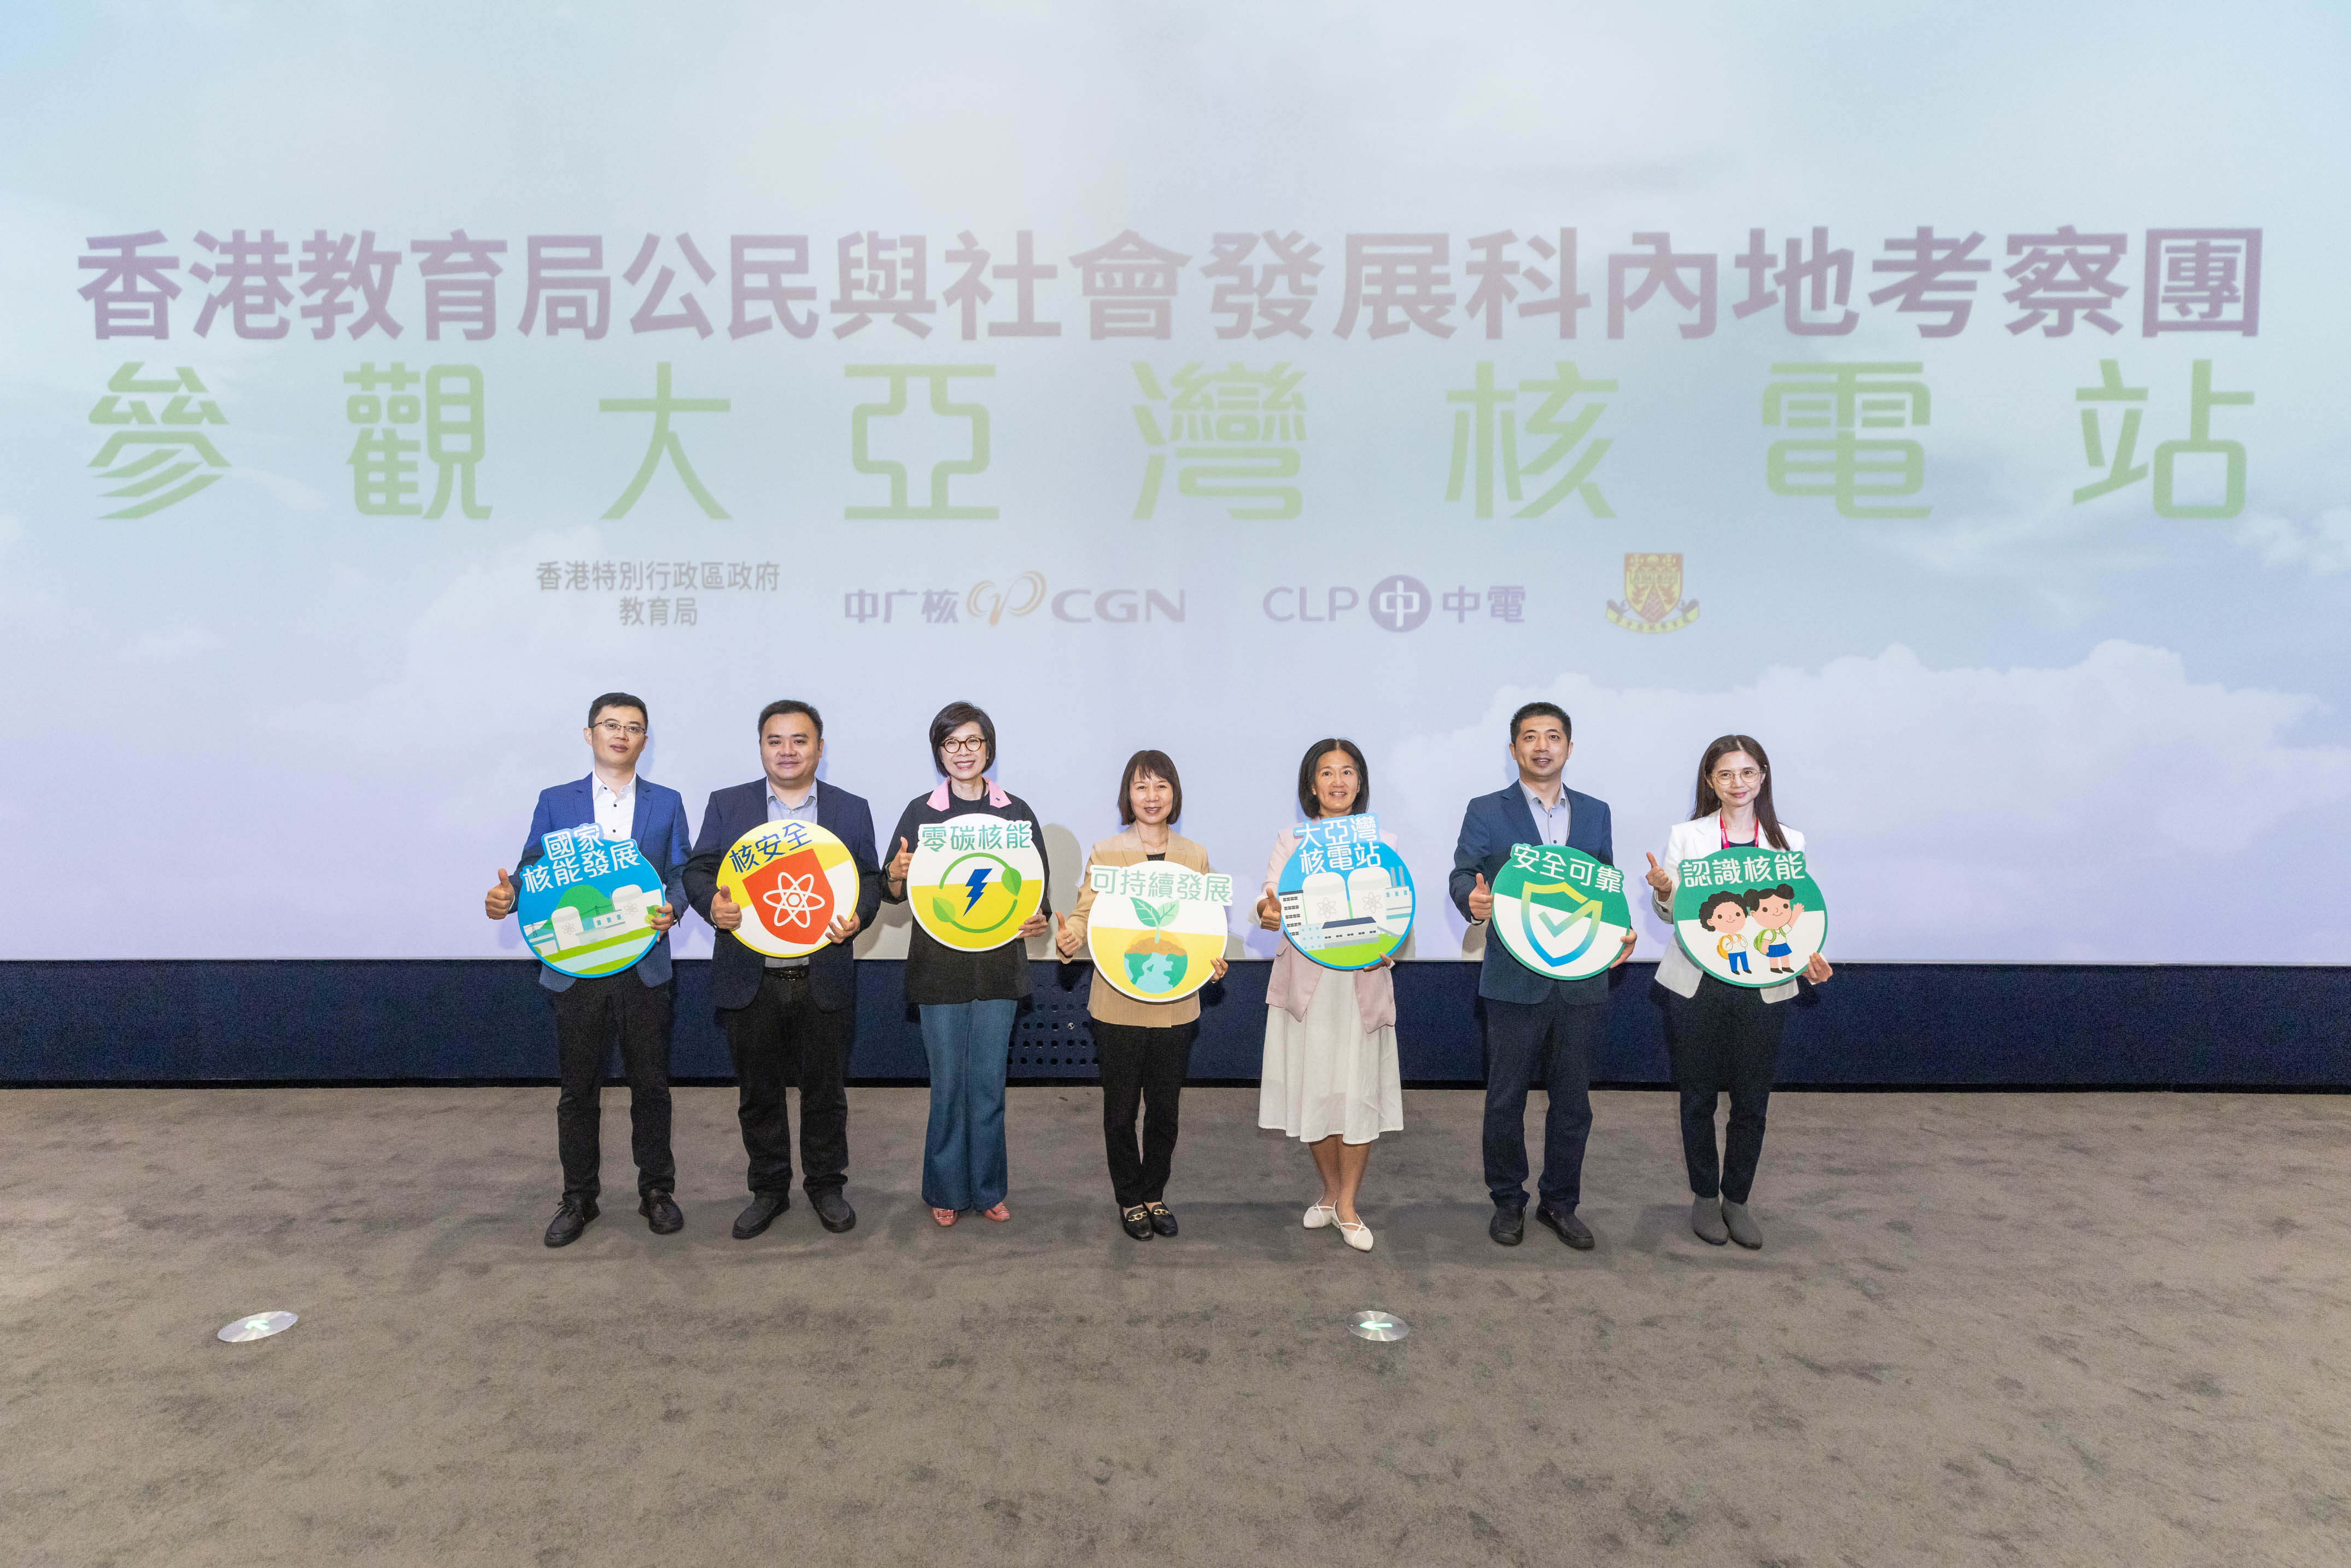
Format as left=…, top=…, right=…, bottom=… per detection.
left=5, top=1, right=2347, bottom=964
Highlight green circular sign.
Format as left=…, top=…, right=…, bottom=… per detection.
left=1669, top=846, right=1827, bottom=990
left=1489, top=843, right=1631, bottom=981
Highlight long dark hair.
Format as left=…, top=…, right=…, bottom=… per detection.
left=1295, top=738, right=1367, bottom=820
left=1689, top=734, right=1788, bottom=851
left=1117, top=750, right=1183, bottom=826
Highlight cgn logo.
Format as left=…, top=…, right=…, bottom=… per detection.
left=845, top=571, right=1183, bottom=627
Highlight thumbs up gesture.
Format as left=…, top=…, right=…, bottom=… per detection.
left=484, top=869, right=517, bottom=920
left=1466, top=871, right=1494, bottom=922
left=886, top=836, right=913, bottom=891
left=1644, top=852, right=1674, bottom=897
left=709, top=887, right=744, bottom=931
left=1053, top=911, right=1083, bottom=959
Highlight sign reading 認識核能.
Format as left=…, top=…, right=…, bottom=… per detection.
left=515, top=828, right=664, bottom=978
left=715, top=819, right=862, bottom=958
left=1084, top=863, right=1234, bottom=1003
left=1670, top=846, right=1828, bottom=989
left=1276, top=813, right=1414, bottom=972
left=1490, top=842, right=1633, bottom=981
left=908, top=815, right=1046, bottom=952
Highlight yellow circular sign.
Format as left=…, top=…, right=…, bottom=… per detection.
left=714, top=820, right=862, bottom=958
left=907, top=815, right=1046, bottom=952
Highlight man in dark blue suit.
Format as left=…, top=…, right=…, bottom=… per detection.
left=1449, top=701, right=1635, bottom=1251
left=684, top=700, right=882, bottom=1240
left=483, top=692, right=693, bottom=1248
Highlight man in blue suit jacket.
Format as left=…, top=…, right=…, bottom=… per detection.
left=483, top=692, right=693, bottom=1248
left=1449, top=702, right=1635, bottom=1251
left=683, top=700, right=882, bottom=1241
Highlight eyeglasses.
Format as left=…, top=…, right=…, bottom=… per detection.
left=1710, top=767, right=1763, bottom=787
left=940, top=736, right=988, bottom=754
left=593, top=721, right=647, bottom=738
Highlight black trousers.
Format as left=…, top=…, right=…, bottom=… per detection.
left=1664, top=976, right=1789, bottom=1203
left=1092, top=1019, right=1195, bottom=1208
left=1481, top=988, right=1604, bottom=1214
left=551, top=972, right=676, bottom=1202
left=720, top=967, right=855, bottom=1197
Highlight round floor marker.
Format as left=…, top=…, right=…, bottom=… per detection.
left=217, top=1311, right=298, bottom=1343
left=1349, top=1309, right=1408, bottom=1342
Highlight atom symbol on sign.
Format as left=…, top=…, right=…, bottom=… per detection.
left=762, top=871, right=824, bottom=933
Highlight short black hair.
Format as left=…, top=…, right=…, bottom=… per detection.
left=1117, top=750, right=1183, bottom=826
left=1295, top=737, right=1369, bottom=820
left=588, top=692, right=647, bottom=727
left=758, top=699, right=823, bottom=738
left=928, top=700, right=997, bottom=774
left=1510, top=701, right=1570, bottom=743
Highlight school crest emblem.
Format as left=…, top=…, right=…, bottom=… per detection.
left=1606, top=552, right=1700, bottom=634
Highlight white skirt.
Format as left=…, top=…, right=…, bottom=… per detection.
left=1257, top=972, right=1403, bottom=1145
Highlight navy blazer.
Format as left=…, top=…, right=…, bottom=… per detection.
left=1449, top=783, right=1616, bottom=1006
left=684, top=779, right=882, bottom=1014
left=516, top=776, right=693, bottom=992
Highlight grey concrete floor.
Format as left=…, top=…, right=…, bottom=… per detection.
left=3, top=1085, right=2347, bottom=1567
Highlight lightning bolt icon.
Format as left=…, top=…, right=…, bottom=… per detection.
left=961, top=866, right=995, bottom=912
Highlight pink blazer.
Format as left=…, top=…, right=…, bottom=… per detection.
left=1260, top=828, right=1397, bottom=1033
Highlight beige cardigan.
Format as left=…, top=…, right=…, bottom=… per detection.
left=1062, top=827, right=1217, bottom=1027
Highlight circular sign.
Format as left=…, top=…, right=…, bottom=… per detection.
left=1670, top=845, right=1827, bottom=990
left=1084, top=863, right=1233, bottom=1003
left=1491, top=843, right=1633, bottom=981
left=218, top=1310, right=298, bottom=1343
left=715, top=820, right=862, bottom=958
left=908, top=814, right=1046, bottom=952
left=514, top=828, right=664, bottom=978
left=1275, top=814, right=1414, bottom=972
left=1349, top=1309, right=1409, bottom=1342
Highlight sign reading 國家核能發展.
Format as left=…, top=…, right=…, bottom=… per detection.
left=1084, top=863, right=1234, bottom=1003
left=514, top=828, right=665, bottom=978
left=908, top=815, right=1046, bottom=952
left=1490, top=842, right=1633, bottom=981
left=1276, top=814, right=1415, bottom=972
left=1670, top=847, right=1828, bottom=990
left=714, top=819, right=862, bottom=958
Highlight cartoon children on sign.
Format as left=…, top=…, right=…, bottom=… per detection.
left=1669, top=848, right=1827, bottom=990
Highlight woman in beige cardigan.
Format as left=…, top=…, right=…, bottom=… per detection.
left=1055, top=750, right=1228, bottom=1241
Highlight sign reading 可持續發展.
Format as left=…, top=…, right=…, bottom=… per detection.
left=1084, top=864, right=1235, bottom=1003
left=908, top=815, right=1046, bottom=952
left=1670, top=846, right=1828, bottom=989
left=715, top=820, right=862, bottom=958
left=1276, top=814, right=1414, bottom=972
left=515, top=828, right=664, bottom=978
left=1491, top=842, right=1633, bottom=981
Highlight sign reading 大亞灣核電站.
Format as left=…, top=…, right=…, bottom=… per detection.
left=514, top=829, right=664, bottom=978
left=1276, top=815, right=1415, bottom=972
left=1670, top=847, right=1828, bottom=990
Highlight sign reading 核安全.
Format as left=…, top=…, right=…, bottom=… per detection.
left=1276, top=814, right=1415, bottom=972
left=1670, top=846, right=1828, bottom=989
left=715, top=820, right=862, bottom=958
left=514, top=828, right=664, bottom=978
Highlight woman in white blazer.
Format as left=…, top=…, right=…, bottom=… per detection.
left=1642, top=734, right=1832, bottom=1250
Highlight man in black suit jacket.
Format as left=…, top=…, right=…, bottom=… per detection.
left=685, top=700, right=882, bottom=1239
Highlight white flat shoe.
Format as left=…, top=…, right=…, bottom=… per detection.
left=1304, top=1203, right=1338, bottom=1229
left=1337, top=1219, right=1375, bottom=1252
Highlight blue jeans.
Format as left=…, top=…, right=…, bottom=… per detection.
left=919, top=1000, right=1016, bottom=1210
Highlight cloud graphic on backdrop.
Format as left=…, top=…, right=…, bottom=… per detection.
left=1388, top=641, right=2351, bottom=963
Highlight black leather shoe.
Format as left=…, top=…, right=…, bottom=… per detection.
left=1489, top=1207, right=1525, bottom=1246
left=1535, top=1204, right=1594, bottom=1250
left=1147, top=1202, right=1178, bottom=1237
left=733, top=1192, right=789, bottom=1240
left=812, top=1190, right=857, bottom=1233
left=639, top=1191, right=683, bottom=1234
left=543, top=1196, right=598, bottom=1248
left=1120, top=1204, right=1154, bottom=1241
